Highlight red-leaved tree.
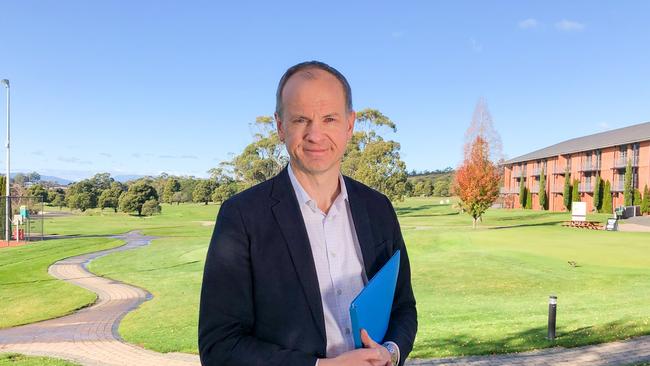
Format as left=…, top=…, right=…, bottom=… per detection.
left=453, top=136, right=501, bottom=228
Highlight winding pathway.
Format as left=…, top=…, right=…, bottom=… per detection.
left=0, top=231, right=200, bottom=366
left=1, top=231, right=649, bottom=365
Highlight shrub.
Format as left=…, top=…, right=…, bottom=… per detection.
left=602, top=180, right=613, bottom=214
left=563, top=169, right=571, bottom=210
left=571, top=179, right=580, bottom=205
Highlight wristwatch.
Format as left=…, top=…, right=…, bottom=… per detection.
left=382, top=341, right=399, bottom=366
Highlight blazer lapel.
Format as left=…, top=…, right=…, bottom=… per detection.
left=344, top=176, right=378, bottom=280
left=270, top=167, right=326, bottom=343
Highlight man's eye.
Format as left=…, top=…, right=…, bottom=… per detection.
left=294, top=118, right=306, bottom=123
left=325, top=117, right=336, bottom=123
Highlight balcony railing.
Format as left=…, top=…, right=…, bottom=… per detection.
left=613, top=156, right=639, bottom=169
left=500, top=187, right=519, bottom=194
left=579, top=161, right=601, bottom=172
left=530, top=184, right=540, bottom=192
left=578, top=183, right=594, bottom=193
left=530, top=167, right=545, bottom=176
left=550, top=184, right=564, bottom=193
left=552, top=166, right=569, bottom=175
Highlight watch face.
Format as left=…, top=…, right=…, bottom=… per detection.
left=383, top=343, right=398, bottom=365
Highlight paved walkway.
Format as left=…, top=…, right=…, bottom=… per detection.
left=619, top=216, right=650, bottom=232
left=408, top=336, right=650, bottom=365
left=0, top=231, right=200, bottom=366
left=1, top=231, right=650, bottom=365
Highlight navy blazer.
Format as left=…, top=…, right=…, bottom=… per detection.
left=199, top=167, right=417, bottom=366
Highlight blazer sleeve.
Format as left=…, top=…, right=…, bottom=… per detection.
left=198, top=199, right=318, bottom=366
left=382, top=196, right=418, bottom=366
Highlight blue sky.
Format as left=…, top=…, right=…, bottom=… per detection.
left=1, top=1, right=649, bottom=180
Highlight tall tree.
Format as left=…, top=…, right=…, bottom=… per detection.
left=99, top=182, right=126, bottom=212
left=641, top=185, right=650, bottom=214
left=634, top=188, right=642, bottom=206
left=51, top=193, right=66, bottom=210
left=519, top=174, right=526, bottom=208
left=162, top=178, right=181, bottom=204
left=624, top=158, right=633, bottom=206
left=602, top=180, right=613, bottom=214
left=119, top=182, right=159, bottom=216
left=572, top=179, right=580, bottom=205
left=452, top=136, right=500, bottom=228
left=538, top=168, right=547, bottom=210
left=563, top=168, right=572, bottom=210
left=341, top=109, right=408, bottom=202
left=193, top=180, right=215, bottom=205
left=525, top=189, right=532, bottom=209
left=463, top=98, right=504, bottom=163
left=27, top=184, right=48, bottom=203
left=212, top=181, right=239, bottom=204
left=229, top=116, right=288, bottom=187
left=89, top=172, right=114, bottom=192
left=66, top=180, right=97, bottom=211
left=593, top=175, right=602, bottom=212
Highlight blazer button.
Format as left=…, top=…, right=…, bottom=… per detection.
left=317, top=352, right=325, bottom=358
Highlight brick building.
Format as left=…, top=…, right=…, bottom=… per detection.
left=501, top=121, right=650, bottom=212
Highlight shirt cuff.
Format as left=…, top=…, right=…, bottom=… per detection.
left=383, top=341, right=400, bottom=365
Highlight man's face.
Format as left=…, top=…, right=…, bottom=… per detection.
left=275, top=69, right=355, bottom=177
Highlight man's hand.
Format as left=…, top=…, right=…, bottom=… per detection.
left=318, top=329, right=391, bottom=366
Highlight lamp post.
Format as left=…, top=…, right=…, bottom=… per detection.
left=1, top=79, right=9, bottom=242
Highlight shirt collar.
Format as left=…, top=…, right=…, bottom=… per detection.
left=287, top=163, right=348, bottom=213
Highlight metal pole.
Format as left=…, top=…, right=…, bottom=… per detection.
left=2, top=79, right=9, bottom=242
left=548, top=295, right=557, bottom=340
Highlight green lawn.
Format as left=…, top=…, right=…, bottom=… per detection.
left=0, top=354, right=80, bottom=366
left=3, top=200, right=650, bottom=359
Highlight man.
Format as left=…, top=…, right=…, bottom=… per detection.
left=199, top=61, right=417, bottom=366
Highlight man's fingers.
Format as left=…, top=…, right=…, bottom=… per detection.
left=360, top=328, right=379, bottom=348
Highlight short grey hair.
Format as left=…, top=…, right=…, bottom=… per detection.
left=275, top=61, right=353, bottom=118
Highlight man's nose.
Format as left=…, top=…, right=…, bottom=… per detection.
left=305, top=120, right=326, bottom=142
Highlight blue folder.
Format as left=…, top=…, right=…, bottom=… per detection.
left=349, top=250, right=400, bottom=348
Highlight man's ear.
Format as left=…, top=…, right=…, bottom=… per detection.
left=346, top=109, right=356, bottom=140
left=275, top=112, right=285, bottom=142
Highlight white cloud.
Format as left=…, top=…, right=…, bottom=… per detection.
left=518, top=18, right=539, bottom=29
left=555, top=19, right=585, bottom=32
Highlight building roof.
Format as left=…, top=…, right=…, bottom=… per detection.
left=504, top=121, right=650, bottom=165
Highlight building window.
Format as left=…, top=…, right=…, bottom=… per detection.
left=617, top=173, right=625, bottom=190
